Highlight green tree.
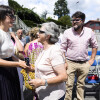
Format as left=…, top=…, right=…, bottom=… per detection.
left=54, top=0, right=69, bottom=18
left=8, top=0, right=44, bottom=27
left=41, top=10, right=48, bottom=20
left=58, top=15, right=72, bottom=27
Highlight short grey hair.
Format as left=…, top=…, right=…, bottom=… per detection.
left=41, top=22, right=60, bottom=44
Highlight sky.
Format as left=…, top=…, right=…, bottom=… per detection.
left=1, top=0, right=100, bottom=23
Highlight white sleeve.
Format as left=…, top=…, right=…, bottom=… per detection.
left=0, top=32, right=3, bottom=44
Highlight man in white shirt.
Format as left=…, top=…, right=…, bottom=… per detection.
left=16, top=29, right=25, bottom=46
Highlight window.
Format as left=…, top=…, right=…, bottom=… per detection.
left=95, top=23, right=100, bottom=26
left=94, top=30, right=100, bottom=33
left=90, top=23, right=94, bottom=27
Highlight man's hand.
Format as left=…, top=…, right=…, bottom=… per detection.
left=65, top=62, right=68, bottom=70
left=88, top=59, right=94, bottom=66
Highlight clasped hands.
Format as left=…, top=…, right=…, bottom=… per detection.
left=18, top=59, right=34, bottom=72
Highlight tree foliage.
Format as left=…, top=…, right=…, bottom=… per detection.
left=54, top=0, right=69, bottom=18
left=46, top=17, right=62, bottom=26
left=58, top=15, right=72, bottom=27
left=41, top=10, right=48, bottom=19
left=8, top=0, right=23, bottom=12
left=8, top=0, right=44, bottom=26
left=8, top=0, right=71, bottom=28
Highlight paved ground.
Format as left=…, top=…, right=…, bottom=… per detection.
left=72, top=83, right=100, bottom=100
left=23, top=83, right=100, bottom=100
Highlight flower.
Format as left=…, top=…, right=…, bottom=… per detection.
left=21, top=42, right=43, bottom=90
left=28, top=43, right=33, bottom=52
left=28, top=42, right=43, bottom=64
left=34, top=43, right=38, bottom=49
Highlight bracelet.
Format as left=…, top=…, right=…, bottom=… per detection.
left=45, top=79, right=48, bottom=87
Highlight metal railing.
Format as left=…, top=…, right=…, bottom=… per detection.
left=14, top=15, right=31, bottom=32
left=13, top=15, right=68, bottom=34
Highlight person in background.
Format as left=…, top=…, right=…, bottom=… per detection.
left=24, top=27, right=42, bottom=57
left=11, top=32, right=24, bottom=52
left=25, top=32, right=30, bottom=44
left=55, top=32, right=63, bottom=46
left=15, top=29, right=25, bottom=60
left=29, top=22, right=67, bottom=100
left=24, top=27, right=43, bottom=100
left=16, top=28, right=25, bottom=46
left=61, top=11, right=98, bottom=100
left=0, top=5, right=29, bottom=100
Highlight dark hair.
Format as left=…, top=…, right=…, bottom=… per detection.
left=0, top=5, right=14, bottom=21
left=72, top=11, right=85, bottom=21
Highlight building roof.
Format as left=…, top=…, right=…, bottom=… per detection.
left=85, top=20, right=100, bottom=25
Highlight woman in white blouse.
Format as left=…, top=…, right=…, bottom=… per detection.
left=0, top=5, right=29, bottom=100
left=29, top=22, right=67, bottom=100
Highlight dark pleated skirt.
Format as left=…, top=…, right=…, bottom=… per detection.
left=0, top=57, right=21, bottom=100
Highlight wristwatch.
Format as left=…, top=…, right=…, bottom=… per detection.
left=45, top=79, right=48, bottom=87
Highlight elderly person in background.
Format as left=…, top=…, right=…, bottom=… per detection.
left=15, top=29, right=25, bottom=60
left=16, top=29, right=25, bottom=46
left=29, top=22, right=67, bottom=100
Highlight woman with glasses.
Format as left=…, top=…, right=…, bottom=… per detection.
left=0, top=5, right=29, bottom=100
left=29, top=22, right=67, bottom=100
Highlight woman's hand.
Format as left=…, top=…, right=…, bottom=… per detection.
left=11, top=32, right=16, bottom=39
left=28, top=79, right=45, bottom=88
left=18, top=60, right=29, bottom=69
left=25, top=64, right=35, bottom=73
left=18, top=60, right=35, bottom=71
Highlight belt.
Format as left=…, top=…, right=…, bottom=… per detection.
left=67, top=59, right=87, bottom=64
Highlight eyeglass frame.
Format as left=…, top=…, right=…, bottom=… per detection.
left=39, top=29, right=46, bottom=34
left=71, top=18, right=82, bottom=22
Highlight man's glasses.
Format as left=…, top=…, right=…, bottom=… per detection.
left=71, top=19, right=82, bottom=22
left=7, top=13, right=16, bottom=20
left=39, top=29, right=46, bottom=34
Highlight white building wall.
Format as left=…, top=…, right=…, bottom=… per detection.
left=46, top=14, right=58, bottom=20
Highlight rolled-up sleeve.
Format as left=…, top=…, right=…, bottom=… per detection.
left=60, top=31, right=68, bottom=53
left=90, top=31, right=98, bottom=48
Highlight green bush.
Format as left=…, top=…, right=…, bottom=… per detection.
left=46, top=17, right=66, bottom=27
left=23, top=20, right=37, bottom=27
left=9, top=0, right=43, bottom=24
